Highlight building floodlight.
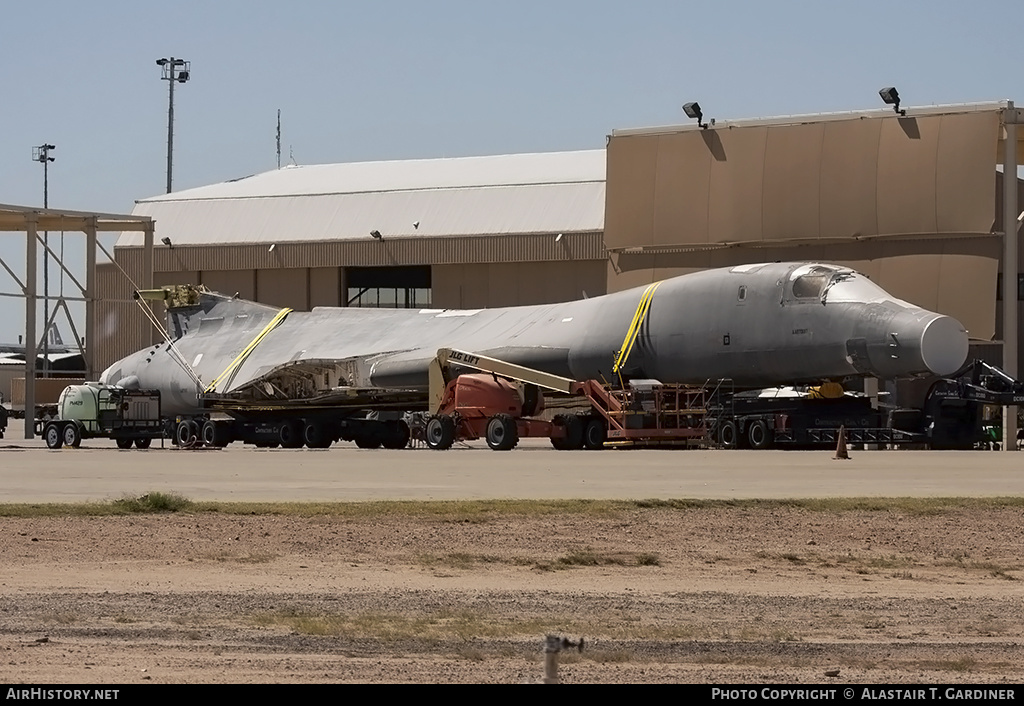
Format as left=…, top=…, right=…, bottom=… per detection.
left=682, top=101, right=706, bottom=129
left=161, top=236, right=172, bottom=247
left=879, top=87, right=906, bottom=116
left=370, top=230, right=382, bottom=240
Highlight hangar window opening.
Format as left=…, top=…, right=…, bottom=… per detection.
left=347, top=266, right=431, bottom=308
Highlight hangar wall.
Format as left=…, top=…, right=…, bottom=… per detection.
left=604, top=108, right=1005, bottom=342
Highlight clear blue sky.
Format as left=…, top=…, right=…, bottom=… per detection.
left=0, top=0, right=1021, bottom=341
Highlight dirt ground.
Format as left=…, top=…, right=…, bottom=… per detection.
left=1, top=504, right=1023, bottom=684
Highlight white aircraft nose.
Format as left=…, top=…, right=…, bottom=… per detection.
left=919, top=315, right=968, bottom=377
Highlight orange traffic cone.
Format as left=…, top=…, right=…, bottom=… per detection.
left=833, top=425, right=850, bottom=460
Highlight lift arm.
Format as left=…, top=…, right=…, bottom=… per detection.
left=429, top=348, right=579, bottom=413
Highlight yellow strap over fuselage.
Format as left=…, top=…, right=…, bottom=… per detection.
left=612, top=281, right=662, bottom=374
left=204, top=307, right=293, bottom=393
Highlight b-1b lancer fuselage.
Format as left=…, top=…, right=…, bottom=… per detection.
left=100, top=262, right=968, bottom=416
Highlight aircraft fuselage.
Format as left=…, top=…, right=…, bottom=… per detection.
left=100, top=262, right=969, bottom=416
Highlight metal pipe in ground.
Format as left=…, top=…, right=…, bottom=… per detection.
left=541, top=634, right=584, bottom=684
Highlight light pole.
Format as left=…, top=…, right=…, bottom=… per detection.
left=156, top=57, right=190, bottom=193
left=32, top=143, right=55, bottom=375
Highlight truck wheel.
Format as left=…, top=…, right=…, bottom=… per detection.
left=116, top=438, right=133, bottom=450
left=582, top=417, right=606, bottom=450
left=486, top=414, right=518, bottom=451
left=425, top=415, right=455, bottom=450
left=718, top=420, right=739, bottom=449
left=748, top=420, right=772, bottom=450
left=176, top=420, right=196, bottom=447
left=381, top=420, right=411, bottom=449
left=135, top=437, right=152, bottom=449
left=550, top=414, right=583, bottom=450
left=44, top=423, right=62, bottom=450
left=62, top=422, right=82, bottom=449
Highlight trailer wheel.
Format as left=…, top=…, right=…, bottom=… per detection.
left=44, top=422, right=62, bottom=450
left=135, top=437, right=152, bottom=449
left=279, top=421, right=304, bottom=449
left=550, top=414, right=583, bottom=450
left=747, top=419, right=772, bottom=449
left=303, top=422, right=332, bottom=449
left=718, top=420, right=739, bottom=449
left=202, top=420, right=232, bottom=448
left=582, top=416, right=606, bottom=450
left=486, top=414, right=519, bottom=451
left=381, top=420, right=411, bottom=449
left=425, top=415, right=456, bottom=450
left=62, top=422, right=82, bottom=449
left=354, top=436, right=382, bottom=449
left=116, top=438, right=133, bottom=450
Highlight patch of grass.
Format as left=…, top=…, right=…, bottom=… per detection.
left=110, top=492, right=194, bottom=514
left=556, top=548, right=662, bottom=568
left=2, top=495, right=1024, bottom=519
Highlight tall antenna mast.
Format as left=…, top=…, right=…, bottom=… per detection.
left=276, top=109, right=281, bottom=169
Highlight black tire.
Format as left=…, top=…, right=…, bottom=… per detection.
left=116, top=437, right=133, bottom=450
left=134, top=437, right=152, bottom=449
left=551, top=414, right=583, bottom=450
left=486, top=414, right=518, bottom=451
left=354, top=436, right=382, bottom=449
left=303, top=422, right=331, bottom=449
left=747, top=419, right=772, bottom=450
left=279, top=420, right=303, bottom=449
left=175, top=420, right=196, bottom=446
left=201, top=420, right=218, bottom=447
left=44, top=423, right=62, bottom=450
left=718, top=419, right=739, bottom=449
left=425, top=415, right=456, bottom=450
left=202, top=420, right=232, bottom=448
left=62, top=422, right=82, bottom=449
left=381, top=420, right=411, bottom=449
left=582, top=416, right=606, bottom=450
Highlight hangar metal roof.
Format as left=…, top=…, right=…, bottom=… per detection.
left=117, top=150, right=606, bottom=247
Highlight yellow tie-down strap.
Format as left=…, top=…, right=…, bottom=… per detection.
left=205, top=307, right=292, bottom=393
left=612, top=281, right=662, bottom=374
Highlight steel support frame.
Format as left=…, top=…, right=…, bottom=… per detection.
left=1003, top=103, right=1019, bottom=451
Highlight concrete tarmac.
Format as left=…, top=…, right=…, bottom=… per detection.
left=2, top=437, right=1022, bottom=503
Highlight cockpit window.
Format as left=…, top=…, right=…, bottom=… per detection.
left=792, top=266, right=835, bottom=298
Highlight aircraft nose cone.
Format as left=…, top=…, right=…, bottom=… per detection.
left=919, top=315, right=968, bottom=377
